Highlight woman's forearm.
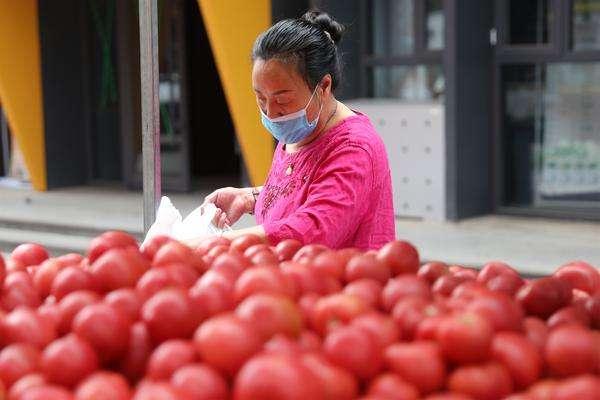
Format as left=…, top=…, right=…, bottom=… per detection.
left=222, top=225, right=266, bottom=242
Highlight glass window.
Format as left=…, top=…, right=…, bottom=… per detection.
left=371, top=65, right=444, bottom=102
left=572, top=0, right=600, bottom=51
left=426, top=0, right=444, bottom=50
left=508, top=0, right=551, bottom=45
left=371, top=0, right=414, bottom=56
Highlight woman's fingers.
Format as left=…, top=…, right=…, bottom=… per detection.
left=218, top=212, right=228, bottom=229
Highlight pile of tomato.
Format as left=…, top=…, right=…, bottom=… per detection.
left=0, top=231, right=598, bottom=400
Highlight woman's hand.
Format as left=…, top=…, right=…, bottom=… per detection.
left=202, top=187, right=255, bottom=228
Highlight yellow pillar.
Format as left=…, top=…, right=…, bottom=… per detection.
left=0, top=0, right=46, bottom=190
left=196, top=0, right=273, bottom=186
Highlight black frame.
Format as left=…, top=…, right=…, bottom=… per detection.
left=358, top=0, right=444, bottom=97
left=492, top=0, right=600, bottom=220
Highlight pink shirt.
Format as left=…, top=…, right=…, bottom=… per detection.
left=254, top=112, right=395, bottom=250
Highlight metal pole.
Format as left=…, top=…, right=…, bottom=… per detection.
left=139, top=0, right=161, bottom=232
left=1, top=108, right=10, bottom=176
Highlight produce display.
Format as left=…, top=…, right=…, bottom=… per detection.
left=0, top=231, right=599, bottom=400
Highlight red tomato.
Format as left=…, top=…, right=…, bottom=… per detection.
left=8, top=373, right=47, bottom=400
left=547, top=305, right=591, bottom=329
left=263, top=334, right=303, bottom=356
left=345, top=253, right=391, bottom=284
left=188, top=280, right=234, bottom=318
left=298, top=330, right=322, bottom=352
left=552, top=375, right=600, bottom=400
left=477, top=261, right=520, bottom=283
left=104, top=288, right=142, bottom=321
left=0, top=253, right=6, bottom=286
left=135, top=268, right=176, bottom=301
left=1, top=271, right=41, bottom=311
left=170, top=363, right=229, bottom=400
left=18, top=385, right=75, bottom=400
left=545, top=324, right=598, bottom=377
left=163, top=263, right=200, bottom=288
left=56, top=290, right=100, bottom=335
left=233, top=353, right=325, bottom=400
left=234, top=266, right=296, bottom=303
left=415, top=315, right=445, bottom=341
left=366, top=373, right=419, bottom=400
left=385, top=341, right=446, bottom=394
left=141, top=288, right=201, bottom=342
left=527, top=379, right=558, bottom=400
left=229, top=234, right=264, bottom=254
left=193, top=314, right=263, bottom=375
left=516, top=277, right=572, bottom=319
left=72, top=303, right=131, bottom=362
left=194, top=236, right=230, bottom=256
left=274, top=239, right=303, bottom=262
left=119, top=322, right=153, bottom=382
left=243, top=243, right=271, bottom=260
left=0, top=343, right=40, bottom=387
left=485, top=273, right=525, bottom=297
left=323, top=325, right=382, bottom=380
left=203, top=245, right=229, bottom=266
left=351, top=312, right=401, bottom=348
left=280, top=262, right=338, bottom=296
left=311, top=293, right=371, bottom=335
left=554, top=261, right=600, bottom=295
left=491, top=332, right=542, bottom=389
left=301, top=352, right=358, bottom=400
left=235, top=293, right=303, bottom=340
left=448, top=362, right=513, bottom=400
left=140, top=235, right=173, bottom=261
left=376, top=240, right=420, bottom=276
left=56, top=253, right=84, bottom=267
left=2, top=307, right=56, bottom=349
left=437, top=312, right=494, bottom=364
left=291, top=244, right=328, bottom=264
left=432, top=274, right=470, bottom=297
left=89, top=248, right=149, bottom=292
left=74, top=371, right=131, bottom=400
left=11, top=243, right=49, bottom=268
left=423, top=393, right=475, bottom=400
left=87, top=231, right=138, bottom=264
left=450, top=266, right=478, bottom=281
left=147, top=340, right=197, bottom=380
left=523, top=317, right=549, bottom=354
left=343, top=279, right=383, bottom=308
left=153, top=241, right=193, bottom=267
left=381, top=275, right=431, bottom=311
left=210, top=252, right=248, bottom=280
left=32, top=259, right=66, bottom=298
left=418, top=261, right=449, bottom=284
left=50, top=266, right=96, bottom=301
left=465, top=291, right=524, bottom=332
left=311, top=251, right=347, bottom=280
left=585, top=293, right=600, bottom=329
left=249, top=250, right=279, bottom=266
left=41, top=334, right=99, bottom=387
left=392, top=297, right=442, bottom=340
left=132, top=381, right=191, bottom=400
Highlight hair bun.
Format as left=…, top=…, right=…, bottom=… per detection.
left=301, top=10, right=345, bottom=44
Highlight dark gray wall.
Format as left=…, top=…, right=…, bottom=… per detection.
left=38, top=0, right=89, bottom=188
left=444, top=0, right=494, bottom=220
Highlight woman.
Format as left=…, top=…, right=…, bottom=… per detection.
left=202, top=10, right=394, bottom=250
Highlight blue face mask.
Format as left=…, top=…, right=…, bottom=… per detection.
left=260, top=86, right=323, bottom=144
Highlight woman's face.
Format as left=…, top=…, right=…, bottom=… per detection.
left=252, top=58, right=324, bottom=121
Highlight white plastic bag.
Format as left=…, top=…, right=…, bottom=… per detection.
left=142, top=196, right=229, bottom=246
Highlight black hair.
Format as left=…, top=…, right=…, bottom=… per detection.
left=252, top=10, right=345, bottom=92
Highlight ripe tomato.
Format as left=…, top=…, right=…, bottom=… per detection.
left=280, top=262, right=338, bottom=296
left=292, top=244, right=328, bottom=264
left=188, top=280, right=234, bottom=318
left=437, top=312, right=494, bottom=364
left=235, top=293, right=303, bottom=340
left=7, top=373, right=47, bottom=400
left=0, top=253, right=6, bottom=286
left=234, top=266, right=296, bottom=303
left=170, top=363, right=229, bottom=400
left=56, top=290, right=100, bottom=335
left=0, top=343, right=40, bottom=387
left=147, top=340, right=197, bottom=380
left=274, top=239, right=303, bottom=262
left=485, top=273, right=525, bottom=297
left=522, top=316, right=548, bottom=354
left=89, top=248, right=149, bottom=293
left=193, top=314, right=263, bottom=375
left=491, top=332, right=542, bottom=389
left=1, top=271, right=41, bottom=311
left=32, top=259, right=66, bottom=298
left=516, top=277, right=572, bottom=319
left=545, top=324, right=598, bottom=377
left=51, top=266, right=96, bottom=301
left=72, top=303, right=131, bottom=362
left=547, top=305, right=591, bottom=329
left=11, top=243, right=49, bottom=268
left=2, top=307, right=56, bottom=349
left=87, top=231, right=138, bottom=264
left=585, top=293, right=600, bottom=329
left=140, top=234, right=173, bottom=261
left=74, top=371, right=131, bottom=400
left=141, top=288, right=201, bottom=342
left=477, top=261, right=520, bottom=283
left=301, top=352, right=358, bottom=400
left=18, top=385, right=75, bottom=400
left=132, top=381, right=191, bottom=400
left=448, top=362, right=513, bottom=400
left=119, top=322, right=153, bottom=382
left=418, top=261, right=449, bottom=284
left=384, top=341, right=446, bottom=394
left=465, top=291, right=524, bottom=332
left=233, top=353, right=325, bottom=400
left=310, top=251, right=346, bottom=281
left=153, top=241, right=193, bottom=267
left=392, top=297, right=442, bottom=340
left=345, top=253, right=391, bottom=284
left=104, top=288, right=142, bottom=322
left=552, top=375, right=600, bottom=400
left=210, top=252, right=248, bottom=280
left=554, top=261, right=600, bottom=295
left=41, top=334, right=99, bottom=387
left=323, top=325, right=382, bottom=379
left=343, top=279, right=383, bottom=308
left=366, top=373, right=419, bottom=400
left=230, top=234, right=264, bottom=254
left=311, top=293, right=371, bottom=335
left=432, top=274, right=471, bottom=298
left=351, top=312, right=401, bottom=348
left=381, top=275, right=431, bottom=311
left=376, top=240, right=420, bottom=276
